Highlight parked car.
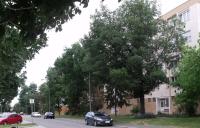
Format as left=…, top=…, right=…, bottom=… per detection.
left=0, top=113, right=22, bottom=125
left=44, top=112, right=55, bottom=119
left=19, top=112, right=24, bottom=115
left=31, top=112, right=41, bottom=117
left=85, top=112, right=113, bottom=126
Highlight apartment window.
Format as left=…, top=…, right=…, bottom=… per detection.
left=167, top=14, right=177, bottom=25
left=171, top=76, right=177, bottom=82
left=171, top=61, right=178, bottom=68
left=183, top=30, right=192, bottom=43
left=160, top=98, right=169, bottom=107
left=178, top=9, right=190, bottom=23
left=153, top=98, right=156, bottom=102
left=148, top=98, right=151, bottom=102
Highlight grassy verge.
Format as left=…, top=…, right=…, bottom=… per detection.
left=55, top=114, right=84, bottom=120
left=113, top=115, right=200, bottom=128
left=55, top=114, right=200, bottom=128
left=1, top=123, right=36, bottom=128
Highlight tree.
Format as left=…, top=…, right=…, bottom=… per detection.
left=0, top=27, right=27, bottom=104
left=82, top=0, right=184, bottom=115
left=175, top=42, right=200, bottom=115
left=18, top=85, right=30, bottom=113
left=46, top=43, right=89, bottom=115
left=0, top=0, right=95, bottom=104
left=46, top=67, right=64, bottom=115
left=82, top=6, right=132, bottom=115
left=0, top=0, right=90, bottom=40
left=38, top=83, right=49, bottom=113
left=106, top=68, right=131, bottom=116
left=18, top=83, right=40, bottom=114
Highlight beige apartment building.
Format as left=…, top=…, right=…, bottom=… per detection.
left=102, top=0, right=200, bottom=115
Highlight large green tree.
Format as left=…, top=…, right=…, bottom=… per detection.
left=46, top=43, right=88, bottom=114
left=0, top=0, right=90, bottom=40
left=0, top=0, right=99, bottom=103
left=82, top=0, right=184, bottom=114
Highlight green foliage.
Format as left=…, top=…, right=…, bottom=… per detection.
left=38, top=83, right=49, bottom=113
left=46, top=43, right=88, bottom=114
left=0, top=0, right=90, bottom=41
left=175, top=45, right=200, bottom=115
left=131, top=106, right=139, bottom=115
left=18, top=83, right=40, bottom=114
left=0, top=0, right=98, bottom=104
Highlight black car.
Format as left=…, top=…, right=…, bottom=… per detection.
left=44, top=112, right=55, bottom=119
left=85, top=112, right=113, bottom=126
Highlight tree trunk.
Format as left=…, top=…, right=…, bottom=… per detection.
left=139, top=94, right=145, bottom=115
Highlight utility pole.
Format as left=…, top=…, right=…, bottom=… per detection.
left=89, top=72, right=92, bottom=112
left=49, top=87, right=51, bottom=112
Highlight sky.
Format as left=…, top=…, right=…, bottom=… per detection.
left=11, top=0, right=188, bottom=106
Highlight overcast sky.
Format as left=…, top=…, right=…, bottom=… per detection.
left=11, top=0, right=188, bottom=106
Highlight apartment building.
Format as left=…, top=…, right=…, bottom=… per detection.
left=146, top=0, right=200, bottom=115
left=101, top=0, right=200, bottom=115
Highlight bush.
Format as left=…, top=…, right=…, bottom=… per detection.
left=131, top=106, right=139, bottom=115
left=134, top=113, right=156, bottom=119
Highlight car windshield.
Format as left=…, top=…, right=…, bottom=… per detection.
left=46, top=112, right=53, bottom=114
left=0, top=113, right=10, bottom=118
left=94, top=113, right=105, bottom=116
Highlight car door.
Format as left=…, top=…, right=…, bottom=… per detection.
left=7, top=114, right=15, bottom=124
left=87, top=112, right=94, bottom=125
left=89, top=112, right=95, bottom=125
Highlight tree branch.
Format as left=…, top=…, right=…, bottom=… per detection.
left=1, top=0, right=34, bottom=11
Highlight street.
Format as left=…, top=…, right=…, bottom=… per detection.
left=23, top=115, right=140, bottom=128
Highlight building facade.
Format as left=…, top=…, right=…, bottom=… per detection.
left=149, top=0, right=200, bottom=115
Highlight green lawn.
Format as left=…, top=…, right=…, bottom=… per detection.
left=0, top=123, right=36, bottom=128
left=55, top=114, right=84, bottom=119
left=55, top=114, right=200, bottom=128
left=113, top=116, right=200, bottom=128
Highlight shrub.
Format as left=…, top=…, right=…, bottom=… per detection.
left=131, top=106, right=139, bottom=115
left=134, top=112, right=156, bottom=119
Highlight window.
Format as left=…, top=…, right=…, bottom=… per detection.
left=178, top=9, right=190, bottom=23
left=183, top=30, right=192, bottom=43
left=148, top=98, right=151, bottom=102
left=171, top=76, right=177, bottom=82
left=160, top=98, right=169, bottom=107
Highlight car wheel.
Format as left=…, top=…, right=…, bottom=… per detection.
left=85, top=119, right=88, bottom=125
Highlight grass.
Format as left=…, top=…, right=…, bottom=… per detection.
left=112, top=115, right=200, bottom=128
left=0, top=123, right=36, bottom=128
left=55, top=114, right=84, bottom=119
left=55, top=114, right=200, bottom=128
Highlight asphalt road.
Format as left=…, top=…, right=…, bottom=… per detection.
left=23, top=115, right=140, bottom=128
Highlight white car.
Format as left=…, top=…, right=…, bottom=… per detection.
left=31, top=112, right=41, bottom=117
